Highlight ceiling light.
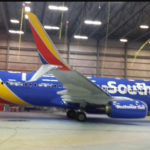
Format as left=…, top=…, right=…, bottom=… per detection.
left=74, top=35, right=88, bottom=39
left=25, top=2, right=31, bottom=3
left=84, top=20, right=101, bottom=25
left=25, top=15, right=28, bottom=19
left=48, top=5, right=68, bottom=11
left=44, top=26, right=59, bottom=30
left=25, top=6, right=31, bottom=12
left=140, top=25, right=149, bottom=29
left=9, top=30, right=24, bottom=34
left=10, top=19, right=19, bottom=23
left=120, top=38, right=128, bottom=42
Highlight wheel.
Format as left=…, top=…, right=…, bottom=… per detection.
left=67, top=110, right=76, bottom=119
left=76, top=112, right=86, bottom=122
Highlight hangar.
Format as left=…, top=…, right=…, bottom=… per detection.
left=0, top=1, right=150, bottom=150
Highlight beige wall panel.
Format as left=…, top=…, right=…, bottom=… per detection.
left=127, top=63, right=150, bottom=70
left=9, top=55, right=39, bottom=64
left=99, top=39, right=125, bottom=48
left=0, top=49, right=7, bottom=54
left=73, top=67, right=96, bottom=74
left=0, top=39, right=7, bottom=46
left=127, top=49, right=150, bottom=57
left=128, top=42, right=150, bottom=49
left=71, top=38, right=96, bottom=46
left=50, top=35, right=67, bottom=44
left=60, top=53, right=68, bottom=59
left=10, top=40, right=36, bottom=48
left=9, top=50, right=38, bottom=56
left=99, top=61, right=124, bottom=69
left=99, top=56, right=124, bottom=62
left=55, top=44, right=67, bottom=51
left=100, top=47, right=124, bottom=55
left=63, top=58, right=68, bottom=63
left=70, top=54, right=96, bottom=60
left=0, top=62, right=6, bottom=69
left=127, top=70, right=150, bottom=77
left=0, top=31, right=8, bottom=39
left=8, top=63, right=38, bottom=71
left=0, top=55, right=7, bottom=61
left=127, top=58, right=150, bottom=63
left=70, top=45, right=96, bottom=52
left=98, top=69, right=124, bottom=76
left=70, top=59, right=96, bottom=67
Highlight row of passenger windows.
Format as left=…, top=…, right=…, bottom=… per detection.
left=1, top=81, right=64, bottom=88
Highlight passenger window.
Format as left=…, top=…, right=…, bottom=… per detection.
left=25, top=82, right=28, bottom=86
left=44, top=84, right=47, bottom=87
left=58, top=84, right=61, bottom=88
left=29, top=83, right=32, bottom=87
left=10, top=82, right=13, bottom=86
left=49, top=84, right=52, bottom=88
left=39, top=84, right=42, bottom=87
left=34, top=83, right=37, bottom=87
left=6, top=82, right=9, bottom=85
left=53, top=84, right=57, bottom=88
left=20, top=83, right=23, bottom=86
left=15, top=82, right=18, bottom=86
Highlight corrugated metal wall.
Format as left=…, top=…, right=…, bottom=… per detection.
left=0, top=30, right=150, bottom=80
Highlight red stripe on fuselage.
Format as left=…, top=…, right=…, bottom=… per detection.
left=0, top=97, right=14, bottom=105
left=29, top=22, right=71, bottom=71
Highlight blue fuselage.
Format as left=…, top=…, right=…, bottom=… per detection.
left=0, top=71, right=150, bottom=111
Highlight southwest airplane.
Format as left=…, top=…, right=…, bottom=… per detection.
left=0, top=11, right=148, bottom=121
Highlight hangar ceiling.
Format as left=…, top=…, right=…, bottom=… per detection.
left=0, top=2, right=150, bottom=42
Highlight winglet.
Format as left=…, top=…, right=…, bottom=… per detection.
left=24, top=11, right=71, bottom=71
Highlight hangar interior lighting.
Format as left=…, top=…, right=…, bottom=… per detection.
left=25, top=2, right=31, bottom=3
left=25, top=6, right=31, bottom=12
left=140, top=25, right=149, bottom=29
left=10, top=19, right=19, bottom=23
left=74, top=35, right=88, bottom=39
left=25, top=15, right=28, bottom=19
left=9, top=30, right=24, bottom=34
left=120, top=38, right=128, bottom=42
left=44, top=26, right=59, bottom=30
left=84, top=20, right=101, bottom=25
left=48, top=5, right=68, bottom=11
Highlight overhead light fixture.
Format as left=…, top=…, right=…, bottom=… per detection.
left=120, top=38, right=128, bottom=42
left=25, top=15, right=28, bottom=19
left=10, top=19, right=19, bottom=24
left=25, top=2, right=31, bottom=3
left=25, top=6, right=31, bottom=12
left=140, top=25, right=149, bottom=29
left=48, top=5, right=68, bottom=11
left=9, top=30, right=24, bottom=34
left=84, top=20, right=101, bottom=25
left=44, top=26, right=59, bottom=30
left=74, top=35, right=88, bottom=39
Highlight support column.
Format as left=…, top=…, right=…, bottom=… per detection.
left=6, top=38, right=10, bottom=71
left=67, top=38, right=70, bottom=65
left=124, top=43, right=128, bottom=78
left=96, top=38, right=99, bottom=76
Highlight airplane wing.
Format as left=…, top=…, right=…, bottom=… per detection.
left=25, top=11, right=112, bottom=105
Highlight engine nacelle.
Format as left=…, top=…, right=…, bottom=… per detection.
left=106, top=100, right=148, bottom=118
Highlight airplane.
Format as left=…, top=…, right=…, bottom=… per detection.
left=0, top=11, right=148, bottom=122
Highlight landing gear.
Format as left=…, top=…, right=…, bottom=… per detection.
left=67, top=110, right=76, bottom=119
left=76, top=112, right=86, bottom=122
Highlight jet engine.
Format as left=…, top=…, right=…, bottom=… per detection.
left=106, top=100, right=148, bottom=118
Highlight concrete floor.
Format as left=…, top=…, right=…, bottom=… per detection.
left=0, top=112, right=150, bottom=150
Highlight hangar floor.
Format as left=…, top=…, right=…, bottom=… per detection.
left=0, top=112, right=150, bottom=150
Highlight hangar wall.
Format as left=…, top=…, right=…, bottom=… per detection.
left=0, top=30, right=150, bottom=80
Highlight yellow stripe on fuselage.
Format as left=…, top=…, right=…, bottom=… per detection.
left=24, top=11, right=60, bottom=60
left=0, top=83, right=31, bottom=106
